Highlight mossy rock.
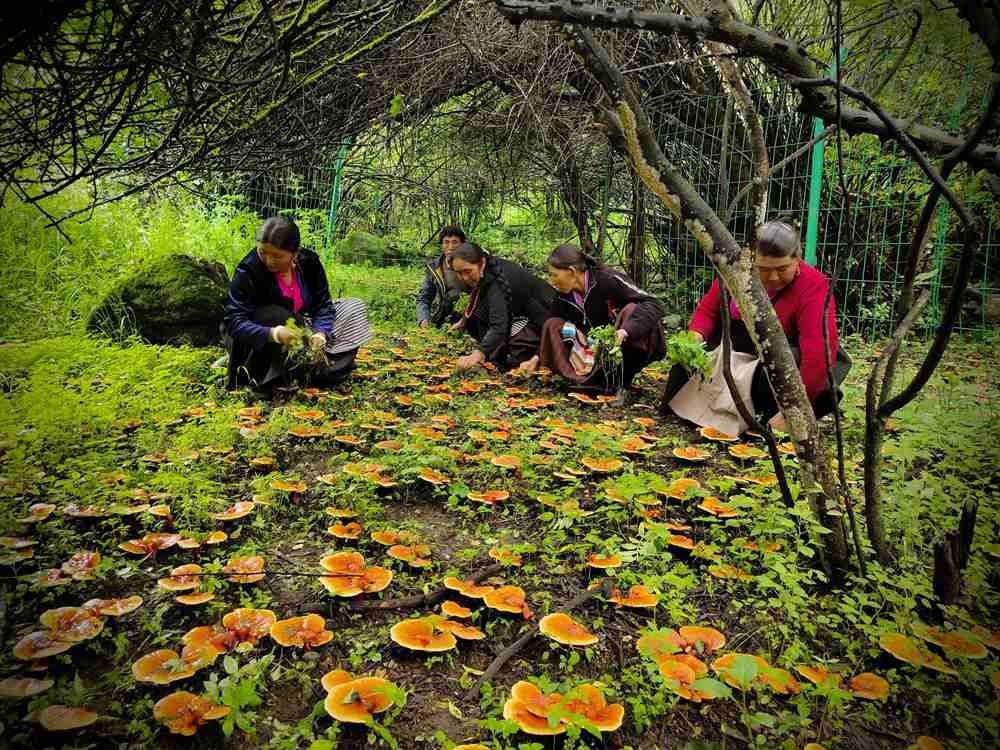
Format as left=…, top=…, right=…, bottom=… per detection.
left=338, top=231, right=390, bottom=265
left=87, top=254, right=228, bottom=346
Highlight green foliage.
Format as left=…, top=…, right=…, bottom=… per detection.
left=666, top=330, right=713, bottom=378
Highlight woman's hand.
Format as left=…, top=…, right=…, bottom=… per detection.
left=270, top=325, right=295, bottom=346
left=690, top=330, right=705, bottom=343
left=517, top=355, right=540, bottom=377
left=768, top=412, right=786, bottom=432
left=455, top=350, right=485, bottom=372
left=615, top=328, right=629, bottom=346
left=450, top=318, right=465, bottom=332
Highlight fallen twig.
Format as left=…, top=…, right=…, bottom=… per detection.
left=463, top=578, right=613, bottom=703
left=300, top=563, right=503, bottom=615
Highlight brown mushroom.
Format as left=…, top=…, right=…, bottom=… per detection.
left=37, top=705, right=99, bottom=731
left=0, top=676, right=55, bottom=697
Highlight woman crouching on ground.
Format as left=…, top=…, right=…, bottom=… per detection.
left=659, top=217, right=851, bottom=434
left=448, top=242, right=554, bottom=372
left=223, top=216, right=372, bottom=393
left=519, top=244, right=666, bottom=405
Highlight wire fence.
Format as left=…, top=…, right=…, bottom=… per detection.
left=223, top=94, right=998, bottom=341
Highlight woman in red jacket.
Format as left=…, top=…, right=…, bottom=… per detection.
left=659, top=218, right=850, bottom=431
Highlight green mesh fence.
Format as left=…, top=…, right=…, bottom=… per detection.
left=643, top=90, right=999, bottom=339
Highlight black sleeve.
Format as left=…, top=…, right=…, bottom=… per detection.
left=605, top=273, right=664, bottom=339
left=476, top=281, right=509, bottom=356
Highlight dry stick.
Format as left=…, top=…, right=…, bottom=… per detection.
left=299, top=563, right=503, bottom=615
left=463, top=578, right=614, bottom=703
left=718, top=286, right=794, bottom=509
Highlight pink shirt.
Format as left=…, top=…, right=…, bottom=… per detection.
left=275, top=269, right=303, bottom=313
left=688, top=262, right=838, bottom=402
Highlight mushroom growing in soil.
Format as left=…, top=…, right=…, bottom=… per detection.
left=483, top=585, right=533, bottom=619
left=270, top=614, right=333, bottom=650
left=153, top=690, right=230, bottom=735
left=436, top=620, right=486, bottom=641
left=37, top=705, right=99, bottom=732
left=220, top=608, right=277, bottom=652
left=222, top=555, right=266, bottom=584
left=390, top=617, right=457, bottom=652
left=39, top=607, right=105, bottom=642
left=442, top=576, right=495, bottom=599
left=119, top=534, right=181, bottom=557
left=610, top=584, right=659, bottom=608
left=14, top=631, right=74, bottom=660
left=387, top=544, right=431, bottom=567
left=60, top=551, right=102, bottom=580
left=158, top=564, right=203, bottom=592
left=0, top=676, right=55, bottom=697
left=538, top=613, right=598, bottom=646
left=324, top=677, right=398, bottom=723
left=211, top=502, right=255, bottom=521
left=132, top=649, right=198, bottom=684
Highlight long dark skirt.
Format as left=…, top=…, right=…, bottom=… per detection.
left=658, top=320, right=850, bottom=421
left=537, top=303, right=666, bottom=391
left=225, top=304, right=361, bottom=391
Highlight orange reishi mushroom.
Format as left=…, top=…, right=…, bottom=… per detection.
left=37, top=705, right=99, bottom=731
left=673, top=446, right=710, bottom=462
left=796, top=665, right=841, bottom=688
left=502, top=695, right=568, bottom=735
left=587, top=552, right=623, bottom=569
left=441, top=600, right=473, bottom=618
left=879, top=632, right=957, bottom=674
left=320, top=669, right=353, bottom=692
left=467, top=489, right=511, bottom=505
left=491, top=454, right=522, bottom=470
left=700, top=426, right=738, bottom=442
left=443, top=576, right=496, bottom=599
left=581, top=457, right=624, bottom=473
left=538, top=613, right=598, bottom=646
left=610, top=584, right=659, bottom=608
left=328, top=522, right=363, bottom=539
left=324, top=677, right=397, bottom=723
left=221, top=608, right=277, bottom=651
left=13, top=631, right=74, bottom=660
left=132, top=649, right=197, bottom=684
left=39, top=607, right=105, bottom=642
left=678, top=626, right=727, bottom=653
left=211, top=502, right=255, bottom=521
left=222, top=555, right=266, bottom=584
left=390, top=618, right=457, bottom=652
left=912, top=624, right=990, bottom=659
left=61, top=551, right=102, bottom=579
left=0, top=676, right=54, bottom=697
left=153, top=690, right=230, bottom=735
left=176, top=592, right=215, bottom=605
left=562, top=683, right=626, bottom=731
left=418, top=467, right=450, bottom=485
left=158, top=564, right=203, bottom=592
left=489, top=547, right=522, bottom=565
left=119, top=534, right=181, bottom=556
left=436, top=620, right=486, bottom=640
left=849, top=672, right=890, bottom=700
left=270, top=614, right=333, bottom=649
left=483, top=585, right=532, bottom=617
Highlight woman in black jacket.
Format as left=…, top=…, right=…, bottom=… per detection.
left=520, top=244, right=666, bottom=403
left=448, top=243, right=554, bottom=372
left=223, top=216, right=371, bottom=391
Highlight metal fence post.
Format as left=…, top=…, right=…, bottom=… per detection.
left=324, top=138, right=352, bottom=262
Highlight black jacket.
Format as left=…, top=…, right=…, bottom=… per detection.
left=549, top=266, right=664, bottom=339
left=465, top=257, right=553, bottom=356
left=223, top=247, right=336, bottom=352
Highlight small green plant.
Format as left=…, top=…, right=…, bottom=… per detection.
left=203, top=654, right=273, bottom=739
left=282, top=318, right=328, bottom=371
left=666, top=330, right=713, bottom=378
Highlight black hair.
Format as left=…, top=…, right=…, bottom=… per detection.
left=256, top=216, right=301, bottom=252
left=755, top=217, right=801, bottom=258
left=440, top=225, right=466, bottom=243
left=547, top=243, right=600, bottom=272
left=449, top=241, right=486, bottom=266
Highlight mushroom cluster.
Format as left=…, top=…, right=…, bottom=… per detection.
left=502, top=681, right=624, bottom=736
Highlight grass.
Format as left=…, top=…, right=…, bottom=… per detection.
left=0, top=325, right=997, bottom=749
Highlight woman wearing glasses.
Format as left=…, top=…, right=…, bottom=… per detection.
left=222, top=216, right=372, bottom=393
left=659, top=218, right=851, bottom=433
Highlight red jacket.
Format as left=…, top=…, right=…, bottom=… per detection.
left=688, top=262, right=838, bottom=402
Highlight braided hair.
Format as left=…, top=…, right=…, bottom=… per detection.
left=451, top=242, right=514, bottom=359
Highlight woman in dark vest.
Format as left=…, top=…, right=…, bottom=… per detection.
left=223, top=216, right=372, bottom=392
left=448, top=243, right=554, bottom=372
left=659, top=218, right=851, bottom=433
left=519, top=244, right=666, bottom=405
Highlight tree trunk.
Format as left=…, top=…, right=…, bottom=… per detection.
left=627, top=175, right=646, bottom=286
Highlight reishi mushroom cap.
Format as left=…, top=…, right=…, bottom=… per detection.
left=153, top=690, right=230, bottom=735
left=610, top=584, right=659, bottom=608
left=270, top=614, right=334, bottom=649
left=849, top=672, right=890, bottom=700
left=436, top=620, right=486, bottom=640
left=158, top=564, right=203, bottom=591
left=538, top=613, right=598, bottom=646
left=443, top=576, right=495, bottom=599
left=37, top=705, right=99, bottom=731
left=39, top=607, right=104, bottom=642
left=441, top=600, right=473, bottom=618
left=132, top=649, right=197, bottom=684
left=320, top=669, right=353, bottom=692
left=502, top=695, right=567, bottom=735
left=13, top=631, right=74, bottom=660
left=324, top=677, right=396, bottom=723
left=0, top=676, right=54, bottom=697
left=390, top=618, right=457, bottom=652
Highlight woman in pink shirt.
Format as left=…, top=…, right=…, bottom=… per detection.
left=659, top=218, right=851, bottom=430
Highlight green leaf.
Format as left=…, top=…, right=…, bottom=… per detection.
left=308, top=742, right=335, bottom=750
left=389, top=93, right=405, bottom=117
left=751, top=711, right=777, bottom=728
left=224, top=655, right=238, bottom=675
left=689, top=677, right=732, bottom=699
left=727, top=654, right=760, bottom=689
